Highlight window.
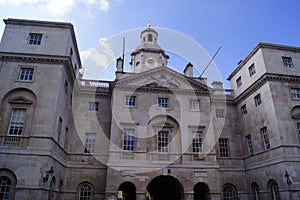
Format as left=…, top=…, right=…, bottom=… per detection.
left=79, top=184, right=92, bottom=200
left=28, top=33, right=42, bottom=45
left=219, top=138, right=230, bottom=157
left=158, top=98, right=169, bottom=108
left=7, top=108, right=26, bottom=136
left=158, top=131, right=169, bottom=153
left=125, top=96, right=136, bottom=107
left=192, top=131, right=203, bottom=153
left=291, top=88, right=300, bottom=100
left=297, top=123, right=300, bottom=135
left=282, top=56, right=293, bottom=68
left=246, top=134, right=254, bottom=156
left=216, top=109, right=225, bottom=118
left=254, top=94, right=262, bottom=107
left=261, top=126, right=270, bottom=150
left=123, top=129, right=135, bottom=151
left=84, top=133, right=96, bottom=154
left=241, top=104, right=247, bottom=116
left=252, top=183, right=260, bottom=200
left=18, top=68, right=34, bottom=81
left=148, top=34, right=153, bottom=42
left=223, top=184, right=237, bottom=200
left=236, top=76, right=242, bottom=88
left=64, top=81, right=68, bottom=94
left=88, top=102, right=99, bottom=112
left=57, top=117, right=62, bottom=143
left=190, top=99, right=200, bottom=110
left=249, top=64, right=256, bottom=77
left=0, top=176, right=11, bottom=200
left=270, top=182, right=280, bottom=200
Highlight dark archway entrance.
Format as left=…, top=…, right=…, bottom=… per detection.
left=147, top=175, right=184, bottom=200
left=193, top=182, right=210, bottom=200
left=118, top=181, right=136, bottom=200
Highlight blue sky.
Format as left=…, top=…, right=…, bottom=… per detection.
left=0, top=0, right=299, bottom=88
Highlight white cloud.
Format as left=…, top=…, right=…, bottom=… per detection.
left=80, top=37, right=116, bottom=79
left=0, top=0, right=110, bottom=16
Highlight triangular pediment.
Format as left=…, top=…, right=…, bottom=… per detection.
left=115, top=66, right=209, bottom=92
left=8, top=96, right=33, bottom=104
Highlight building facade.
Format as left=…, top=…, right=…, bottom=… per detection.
left=0, top=18, right=299, bottom=200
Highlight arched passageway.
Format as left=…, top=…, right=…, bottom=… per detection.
left=147, top=175, right=184, bottom=200
left=118, top=181, right=136, bottom=200
left=193, top=182, right=210, bottom=200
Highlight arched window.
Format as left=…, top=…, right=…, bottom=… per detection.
left=0, top=176, right=11, bottom=200
left=251, top=182, right=260, bottom=200
left=223, top=184, right=237, bottom=200
left=48, top=177, right=56, bottom=200
left=269, top=180, right=280, bottom=200
left=77, top=183, right=93, bottom=200
left=0, top=169, right=17, bottom=200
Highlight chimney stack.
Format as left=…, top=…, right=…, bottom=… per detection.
left=183, top=62, right=193, bottom=77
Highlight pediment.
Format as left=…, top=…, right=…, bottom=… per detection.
left=115, top=66, right=209, bottom=92
left=8, top=96, right=33, bottom=104
left=291, top=106, right=300, bottom=119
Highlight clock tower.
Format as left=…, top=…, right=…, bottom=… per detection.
left=130, top=21, right=169, bottom=73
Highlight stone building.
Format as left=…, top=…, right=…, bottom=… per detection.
left=0, top=18, right=299, bottom=200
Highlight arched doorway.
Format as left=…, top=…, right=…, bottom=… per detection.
left=118, top=181, right=136, bottom=200
left=147, top=175, right=184, bottom=200
left=193, top=182, right=210, bottom=200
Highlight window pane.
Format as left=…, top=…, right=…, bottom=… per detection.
left=249, top=64, right=256, bottom=77
left=79, top=184, right=92, bottom=200
left=158, top=131, right=169, bottom=152
left=254, top=94, right=262, bottom=107
left=190, top=100, right=200, bottom=110
left=28, top=33, right=42, bottom=45
left=192, top=131, right=203, bottom=153
left=123, top=129, right=135, bottom=151
left=219, top=138, right=230, bottom=157
left=18, top=68, right=34, bottom=81
left=216, top=109, right=225, bottom=118
left=260, top=127, right=270, bottom=150
left=282, top=57, right=293, bottom=68
left=125, top=96, right=136, bottom=107
left=241, top=104, right=247, bottom=116
left=84, top=133, right=96, bottom=154
left=236, top=76, right=242, bottom=88
left=291, top=88, right=300, bottom=100
left=224, top=185, right=236, bottom=200
left=7, top=108, right=26, bottom=136
left=0, top=176, right=11, bottom=200
left=88, top=102, right=99, bottom=111
left=246, top=134, right=254, bottom=156
left=158, top=98, right=169, bottom=108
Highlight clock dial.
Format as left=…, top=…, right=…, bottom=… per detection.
left=145, top=56, right=158, bottom=68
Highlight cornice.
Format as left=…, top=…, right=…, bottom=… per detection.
left=234, top=73, right=300, bottom=104
left=0, top=52, right=76, bottom=82
left=227, top=42, right=300, bottom=80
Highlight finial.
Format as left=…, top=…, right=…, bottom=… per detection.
left=147, top=19, right=151, bottom=28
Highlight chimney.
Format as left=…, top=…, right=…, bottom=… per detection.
left=183, top=62, right=193, bottom=77
left=211, top=81, right=223, bottom=89
left=116, top=57, right=123, bottom=72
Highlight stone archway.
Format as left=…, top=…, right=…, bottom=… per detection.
left=147, top=175, right=184, bottom=200
left=193, top=182, right=210, bottom=200
left=118, top=181, right=136, bottom=200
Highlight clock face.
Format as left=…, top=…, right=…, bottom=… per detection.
left=145, top=56, right=158, bottom=68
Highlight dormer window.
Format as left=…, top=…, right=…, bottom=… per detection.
left=148, top=34, right=153, bottom=42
